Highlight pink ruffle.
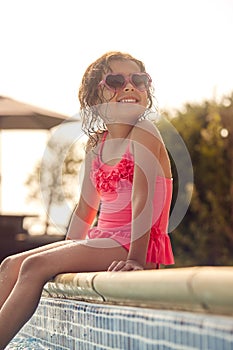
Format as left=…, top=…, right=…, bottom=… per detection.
left=89, top=148, right=175, bottom=266
left=147, top=227, right=174, bottom=265
left=91, top=157, right=134, bottom=193
left=88, top=227, right=130, bottom=242
left=87, top=226, right=174, bottom=265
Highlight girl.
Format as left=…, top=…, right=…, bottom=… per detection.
left=0, top=51, right=174, bottom=348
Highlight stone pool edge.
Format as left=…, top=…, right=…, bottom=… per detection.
left=42, top=266, right=233, bottom=316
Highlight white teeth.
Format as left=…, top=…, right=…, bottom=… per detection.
left=119, top=99, right=137, bottom=103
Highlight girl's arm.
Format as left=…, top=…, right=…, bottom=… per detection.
left=129, top=122, right=161, bottom=267
left=109, top=121, right=171, bottom=271
left=66, top=144, right=100, bottom=240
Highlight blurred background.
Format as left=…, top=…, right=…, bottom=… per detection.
left=0, top=0, right=232, bottom=266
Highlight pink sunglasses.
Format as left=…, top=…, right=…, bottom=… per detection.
left=98, top=72, right=152, bottom=92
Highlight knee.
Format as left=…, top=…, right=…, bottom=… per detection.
left=0, top=256, right=11, bottom=273
left=19, top=255, right=45, bottom=281
left=0, top=255, right=21, bottom=275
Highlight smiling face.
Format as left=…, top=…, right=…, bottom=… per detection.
left=79, top=52, right=153, bottom=145
left=98, top=59, right=149, bottom=125
left=101, top=59, right=149, bottom=108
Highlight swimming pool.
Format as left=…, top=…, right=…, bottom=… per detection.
left=6, top=267, right=233, bottom=349
left=8, top=298, right=233, bottom=350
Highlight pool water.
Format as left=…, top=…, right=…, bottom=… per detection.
left=6, top=336, right=46, bottom=350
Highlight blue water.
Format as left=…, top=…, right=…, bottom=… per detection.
left=6, top=336, right=46, bottom=350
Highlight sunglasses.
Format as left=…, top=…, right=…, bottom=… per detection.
left=99, top=72, right=152, bottom=92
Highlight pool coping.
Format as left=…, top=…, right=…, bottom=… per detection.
left=43, top=266, right=233, bottom=316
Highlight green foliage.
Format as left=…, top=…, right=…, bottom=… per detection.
left=159, top=95, right=233, bottom=266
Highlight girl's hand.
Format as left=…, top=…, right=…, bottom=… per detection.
left=108, top=259, right=144, bottom=272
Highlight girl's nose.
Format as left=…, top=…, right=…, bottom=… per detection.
left=124, top=82, right=135, bottom=91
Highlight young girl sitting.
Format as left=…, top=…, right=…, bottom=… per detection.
left=0, top=51, right=174, bottom=348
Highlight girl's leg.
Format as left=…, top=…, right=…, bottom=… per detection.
left=0, top=240, right=72, bottom=310
left=0, top=239, right=127, bottom=349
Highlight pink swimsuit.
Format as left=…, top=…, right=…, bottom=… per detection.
left=88, top=132, right=174, bottom=265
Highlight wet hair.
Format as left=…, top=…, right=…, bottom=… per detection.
left=78, top=51, right=154, bottom=147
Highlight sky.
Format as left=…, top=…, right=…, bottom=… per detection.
left=0, top=0, right=233, bottom=227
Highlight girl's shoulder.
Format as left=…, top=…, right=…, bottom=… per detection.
left=132, top=120, right=171, bottom=177
left=131, top=119, right=164, bottom=148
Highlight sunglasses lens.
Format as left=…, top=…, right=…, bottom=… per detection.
left=105, top=74, right=125, bottom=90
left=132, top=74, right=150, bottom=91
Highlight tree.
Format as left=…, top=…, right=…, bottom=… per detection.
left=25, top=139, right=85, bottom=234
left=160, top=95, right=233, bottom=266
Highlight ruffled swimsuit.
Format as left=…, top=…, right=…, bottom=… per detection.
left=88, top=132, right=174, bottom=265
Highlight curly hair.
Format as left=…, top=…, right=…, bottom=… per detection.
left=78, top=51, right=154, bottom=147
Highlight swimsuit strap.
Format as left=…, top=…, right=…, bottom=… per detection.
left=98, top=131, right=108, bottom=162
left=125, top=139, right=131, bottom=154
